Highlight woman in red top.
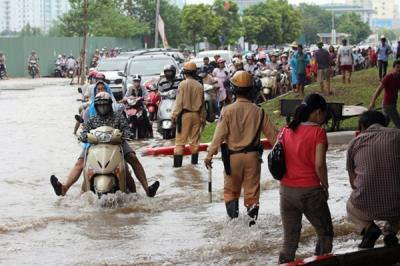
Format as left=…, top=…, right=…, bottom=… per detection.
left=278, top=94, right=333, bottom=264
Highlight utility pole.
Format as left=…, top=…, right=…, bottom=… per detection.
left=154, top=0, right=160, bottom=48
left=331, top=1, right=336, bottom=45
left=79, top=0, right=88, bottom=85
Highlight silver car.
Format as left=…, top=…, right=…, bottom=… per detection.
left=96, top=57, right=129, bottom=100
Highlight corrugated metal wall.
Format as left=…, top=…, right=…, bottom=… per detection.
left=0, top=37, right=143, bottom=77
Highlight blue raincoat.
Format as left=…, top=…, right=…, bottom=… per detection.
left=87, top=81, right=114, bottom=118
left=82, top=81, right=118, bottom=149
left=290, top=51, right=310, bottom=86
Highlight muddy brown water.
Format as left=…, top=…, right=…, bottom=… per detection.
left=0, top=82, right=372, bottom=265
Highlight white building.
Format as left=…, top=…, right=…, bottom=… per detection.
left=0, top=0, right=70, bottom=33
left=341, top=0, right=399, bottom=28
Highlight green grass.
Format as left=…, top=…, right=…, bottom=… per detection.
left=201, top=67, right=386, bottom=143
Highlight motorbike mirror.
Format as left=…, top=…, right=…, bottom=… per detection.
left=75, top=114, right=84, bottom=124
left=118, top=71, right=126, bottom=77
left=77, top=87, right=83, bottom=94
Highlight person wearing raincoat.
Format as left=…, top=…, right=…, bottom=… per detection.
left=290, top=44, right=310, bottom=96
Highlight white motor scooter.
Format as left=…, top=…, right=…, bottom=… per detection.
left=157, top=89, right=176, bottom=139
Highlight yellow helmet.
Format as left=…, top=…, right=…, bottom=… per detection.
left=231, top=70, right=253, bottom=88
left=183, top=61, right=197, bottom=71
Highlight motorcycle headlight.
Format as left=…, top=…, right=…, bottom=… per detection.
left=162, top=120, right=172, bottom=129
left=95, top=131, right=113, bottom=143
left=168, top=90, right=176, bottom=99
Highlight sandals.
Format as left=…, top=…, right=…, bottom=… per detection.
left=50, top=175, right=64, bottom=196
left=147, top=181, right=160, bottom=197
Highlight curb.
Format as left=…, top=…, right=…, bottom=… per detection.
left=327, top=131, right=355, bottom=145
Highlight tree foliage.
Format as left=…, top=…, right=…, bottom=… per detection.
left=299, top=4, right=332, bottom=44
left=208, top=0, right=243, bottom=47
left=57, top=0, right=148, bottom=37
left=117, top=0, right=186, bottom=48
left=243, top=0, right=301, bottom=45
left=336, top=13, right=371, bottom=44
left=18, top=24, right=44, bottom=37
left=376, top=28, right=398, bottom=42
left=181, top=4, right=217, bottom=50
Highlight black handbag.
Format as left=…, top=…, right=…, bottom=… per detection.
left=268, top=128, right=286, bottom=180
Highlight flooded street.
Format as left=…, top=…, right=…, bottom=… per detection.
left=0, top=79, right=367, bottom=265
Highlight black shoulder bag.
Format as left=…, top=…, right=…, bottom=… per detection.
left=267, top=128, right=286, bottom=180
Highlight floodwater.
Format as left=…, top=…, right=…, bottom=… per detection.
left=0, top=80, right=373, bottom=265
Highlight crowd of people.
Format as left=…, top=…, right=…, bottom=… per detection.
left=90, top=47, right=122, bottom=68
left=194, top=37, right=400, bottom=112
left=205, top=59, right=400, bottom=263
left=46, top=39, right=400, bottom=264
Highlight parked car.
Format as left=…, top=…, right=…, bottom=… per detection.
left=119, top=53, right=180, bottom=94
left=196, top=50, right=235, bottom=64
left=96, top=57, right=129, bottom=100
left=190, top=58, right=205, bottom=68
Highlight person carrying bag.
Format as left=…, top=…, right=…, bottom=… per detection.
left=277, top=93, right=333, bottom=264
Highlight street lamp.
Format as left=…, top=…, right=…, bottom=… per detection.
left=331, top=0, right=336, bottom=45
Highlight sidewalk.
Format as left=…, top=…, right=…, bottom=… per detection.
left=0, top=77, right=71, bottom=90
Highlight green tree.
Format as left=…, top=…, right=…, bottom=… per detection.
left=243, top=2, right=281, bottom=45
left=336, top=13, right=371, bottom=44
left=376, top=28, right=398, bottom=42
left=47, top=22, right=63, bottom=37
left=298, top=4, right=332, bottom=44
left=181, top=4, right=217, bottom=51
left=274, top=0, right=302, bottom=44
left=120, top=0, right=186, bottom=48
left=18, top=24, right=44, bottom=37
left=209, top=0, right=242, bottom=47
left=57, top=0, right=148, bottom=37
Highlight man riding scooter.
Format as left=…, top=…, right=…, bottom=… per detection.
left=27, top=50, right=40, bottom=77
left=157, top=65, right=183, bottom=139
left=121, top=74, right=152, bottom=139
left=122, top=74, right=149, bottom=100
left=51, top=88, right=159, bottom=197
left=158, top=65, right=182, bottom=92
left=0, top=51, right=7, bottom=79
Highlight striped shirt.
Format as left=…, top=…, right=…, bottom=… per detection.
left=347, top=124, right=400, bottom=219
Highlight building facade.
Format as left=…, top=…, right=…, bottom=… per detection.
left=341, top=0, right=399, bottom=29
left=320, top=3, right=375, bottom=24
left=0, top=0, right=70, bottom=33
left=370, top=0, right=398, bottom=28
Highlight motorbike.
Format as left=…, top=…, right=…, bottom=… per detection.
left=67, top=68, right=75, bottom=79
left=29, top=60, right=39, bottom=79
left=0, top=64, right=7, bottom=79
left=54, top=62, right=64, bottom=77
left=259, top=69, right=278, bottom=100
left=278, top=64, right=290, bottom=94
left=124, top=97, right=153, bottom=139
left=157, top=89, right=176, bottom=140
left=354, top=55, right=366, bottom=71
left=203, top=84, right=218, bottom=122
left=82, top=126, right=128, bottom=196
left=147, top=85, right=161, bottom=121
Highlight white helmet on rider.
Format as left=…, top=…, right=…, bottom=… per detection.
left=94, top=92, right=113, bottom=116
left=132, top=74, right=141, bottom=81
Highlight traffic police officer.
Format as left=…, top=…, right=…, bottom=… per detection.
left=204, top=70, right=278, bottom=226
left=172, top=62, right=206, bottom=167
